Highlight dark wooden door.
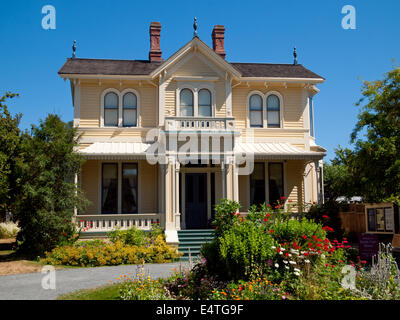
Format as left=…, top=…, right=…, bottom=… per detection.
left=185, top=173, right=207, bottom=229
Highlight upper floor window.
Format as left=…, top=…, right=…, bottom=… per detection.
left=309, top=96, right=314, bottom=137
left=249, top=94, right=263, bottom=127
left=123, top=92, right=137, bottom=127
left=101, top=89, right=139, bottom=127
left=267, top=94, right=280, bottom=128
left=104, top=92, right=119, bottom=126
left=180, top=89, right=194, bottom=117
left=198, top=89, right=211, bottom=117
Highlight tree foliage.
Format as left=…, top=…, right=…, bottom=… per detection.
left=0, top=92, right=22, bottom=218
left=15, top=114, right=88, bottom=256
left=328, top=66, right=400, bottom=203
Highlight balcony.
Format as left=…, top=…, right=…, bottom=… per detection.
left=165, top=116, right=235, bottom=131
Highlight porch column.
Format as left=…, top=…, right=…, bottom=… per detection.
left=232, top=157, right=239, bottom=202
left=221, top=160, right=226, bottom=199
left=164, top=158, right=179, bottom=244
left=174, top=160, right=181, bottom=230
left=314, top=160, right=322, bottom=205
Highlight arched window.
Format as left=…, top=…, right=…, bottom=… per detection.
left=267, top=94, right=281, bottom=128
left=198, top=89, right=211, bottom=117
left=104, top=92, right=118, bottom=126
left=123, top=92, right=137, bottom=127
left=249, top=94, right=263, bottom=127
left=180, top=89, right=194, bottom=116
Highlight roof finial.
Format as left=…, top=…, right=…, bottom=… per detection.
left=72, top=40, right=76, bottom=59
left=193, top=17, right=198, bottom=37
left=293, top=46, right=297, bottom=65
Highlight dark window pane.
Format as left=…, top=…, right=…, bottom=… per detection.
left=198, top=175, right=205, bottom=202
left=249, top=94, right=263, bottom=127
left=250, top=163, right=265, bottom=206
left=267, top=94, right=280, bottom=128
left=102, top=163, right=118, bottom=213
left=269, top=163, right=284, bottom=206
left=122, top=163, right=138, bottom=213
left=186, top=175, right=193, bottom=202
left=104, top=92, right=118, bottom=127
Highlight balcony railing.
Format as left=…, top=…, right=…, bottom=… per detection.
left=165, top=116, right=235, bottom=131
left=76, top=213, right=161, bottom=233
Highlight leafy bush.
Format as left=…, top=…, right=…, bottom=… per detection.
left=0, top=221, right=20, bottom=238
left=108, top=227, right=147, bottom=246
left=43, top=235, right=181, bottom=267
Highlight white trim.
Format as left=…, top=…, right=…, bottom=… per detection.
left=176, top=83, right=216, bottom=118
left=120, top=88, right=141, bottom=127
left=240, top=77, right=325, bottom=83
left=100, top=88, right=119, bottom=128
left=266, top=90, right=284, bottom=129
left=173, top=76, right=219, bottom=81
left=246, top=90, right=264, bottom=128
left=100, top=88, right=141, bottom=128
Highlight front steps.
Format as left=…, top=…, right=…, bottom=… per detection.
left=177, top=229, right=214, bottom=261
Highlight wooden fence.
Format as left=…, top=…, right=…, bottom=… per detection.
left=339, top=204, right=366, bottom=235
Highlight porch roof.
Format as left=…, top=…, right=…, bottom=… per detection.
left=234, top=142, right=325, bottom=160
left=79, top=141, right=325, bottom=161
left=79, top=142, right=150, bottom=160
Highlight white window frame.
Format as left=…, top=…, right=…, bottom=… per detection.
left=246, top=90, right=264, bottom=128
left=176, top=83, right=216, bottom=117
left=265, top=91, right=284, bottom=129
left=120, top=88, right=140, bottom=128
left=100, top=88, right=140, bottom=127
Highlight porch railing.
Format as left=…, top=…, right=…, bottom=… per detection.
left=165, top=116, right=235, bottom=131
left=76, top=214, right=161, bottom=233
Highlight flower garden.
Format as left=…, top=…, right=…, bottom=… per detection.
left=115, top=199, right=400, bottom=300
left=47, top=198, right=400, bottom=300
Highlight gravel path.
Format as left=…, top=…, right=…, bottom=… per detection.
left=0, top=262, right=189, bottom=300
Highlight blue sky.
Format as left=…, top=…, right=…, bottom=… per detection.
left=0, top=0, right=399, bottom=160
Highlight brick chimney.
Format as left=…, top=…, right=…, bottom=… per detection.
left=149, top=22, right=162, bottom=62
left=212, top=25, right=226, bottom=59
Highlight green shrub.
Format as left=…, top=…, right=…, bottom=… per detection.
left=108, top=227, right=147, bottom=246
left=43, top=235, right=182, bottom=267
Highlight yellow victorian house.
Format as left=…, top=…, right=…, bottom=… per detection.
left=59, top=21, right=325, bottom=247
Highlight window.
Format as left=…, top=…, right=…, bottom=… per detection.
left=249, top=94, right=263, bottom=127
left=309, top=96, right=314, bottom=137
left=180, top=89, right=194, bottom=116
left=104, top=92, right=118, bottom=126
left=102, top=163, right=138, bottom=214
left=198, top=89, right=211, bottom=117
left=123, top=92, right=137, bottom=127
left=267, top=94, right=280, bottom=128
left=122, top=163, right=138, bottom=213
left=268, top=163, right=284, bottom=206
left=102, top=163, right=118, bottom=213
left=250, top=163, right=265, bottom=206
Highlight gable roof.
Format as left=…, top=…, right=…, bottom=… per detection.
left=58, top=58, right=161, bottom=76
left=230, top=62, right=324, bottom=79
left=58, top=40, right=324, bottom=80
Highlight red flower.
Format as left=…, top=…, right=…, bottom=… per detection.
left=280, top=196, right=285, bottom=200
left=269, top=229, right=274, bottom=234
left=361, top=260, right=367, bottom=264
left=266, top=214, right=271, bottom=218
left=264, top=218, right=268, bottom=222
left=322, top=215, right=329, bottom=219
left=302, top=235, right=307, bottom=240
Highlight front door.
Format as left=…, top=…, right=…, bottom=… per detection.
left=185, top=173, right=207, bottom=229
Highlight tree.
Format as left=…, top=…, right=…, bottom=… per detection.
left=329, top=66, right=400, bottom=203
left=15, top=114, right=88, bottom=256
left=0, top=92, right=22, bottom=220
left=349, top=66, right=400, bottom=202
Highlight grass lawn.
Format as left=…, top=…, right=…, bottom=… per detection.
left=57, top=284, right=121, bottom=300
